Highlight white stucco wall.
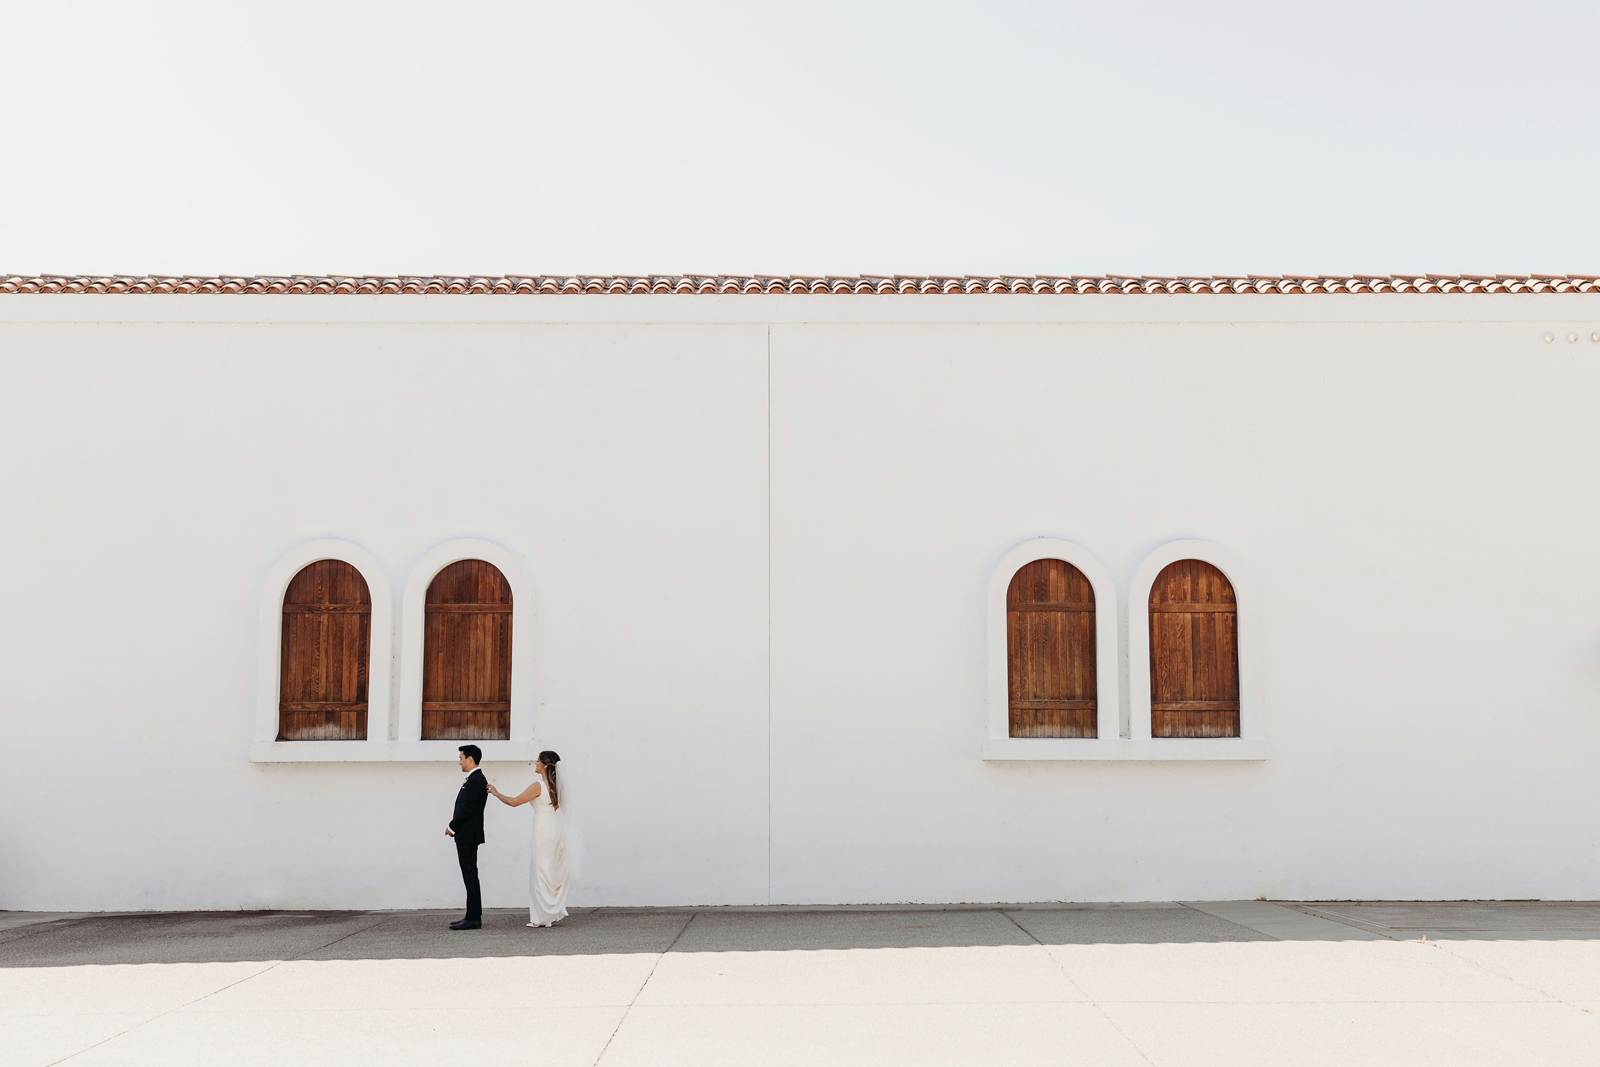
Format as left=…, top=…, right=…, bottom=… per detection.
left=2, top=294, right=1598, bottom=908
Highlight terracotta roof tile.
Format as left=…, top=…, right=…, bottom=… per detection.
left=1, top=274, right=1597, bottom=295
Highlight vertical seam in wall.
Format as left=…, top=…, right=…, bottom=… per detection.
left=766, top=324, right=772, bottom=906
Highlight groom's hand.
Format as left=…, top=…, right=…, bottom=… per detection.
left=445, top=829, right=455, bottom=837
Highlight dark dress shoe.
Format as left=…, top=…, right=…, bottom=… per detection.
left=449, top=919, right=481, bottom=930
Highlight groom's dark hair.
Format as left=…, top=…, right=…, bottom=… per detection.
left=459, top=745, right=482, bottom=765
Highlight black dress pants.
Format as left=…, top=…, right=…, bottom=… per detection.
left=455, top=837, right=482, bottom=921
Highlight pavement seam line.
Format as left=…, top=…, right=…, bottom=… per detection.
left=1000, top=909, right=1156, bottom=1067
left=0, top=914, right=105, bottom=948
left=1175, top=901, right=1292, bottom=941
left=1279, top=904, right=1401, bottom=937
left=592, top=909, right=698, bottom=1066
left=42, top=912, right=401, bottom=1067
left=1416, top=939, right=1599, bottom=1020
left=1275, top=906, right=1596, bottom=1020
left=1228, top=906, right=1598, bottom=1022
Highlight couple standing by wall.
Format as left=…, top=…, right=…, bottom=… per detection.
left=447, top=745, right=579, bottom=929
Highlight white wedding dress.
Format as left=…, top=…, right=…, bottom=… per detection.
left=527, top=779, right=575, bottom=927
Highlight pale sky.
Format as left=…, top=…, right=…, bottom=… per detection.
left=2, top=1, right=1596, bottom=278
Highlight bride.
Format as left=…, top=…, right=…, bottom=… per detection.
left=487, top=750, right=577, bottom=927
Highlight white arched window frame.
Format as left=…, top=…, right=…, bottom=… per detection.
left=251, top=539, right=394, bottom=759
left=983, top=538, right=1121, bottom=760
left=398, top=538, right=537, bottom=755
left=1127, top=539, right=1266, bottom=759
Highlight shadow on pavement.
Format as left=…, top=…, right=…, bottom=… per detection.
left=0, top=904, right=1271, bottom=967
left=6, top=901, right=1596, bottom=968
left=1283, top=900, right=1600, bottom=941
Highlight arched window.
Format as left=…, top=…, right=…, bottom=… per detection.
left=1006, top=558, right=1097, bottom=738
left=1148, top=559, right=1239, bottom=738
left=422, top=559, right=513, bottom=740
left=279, top=560, right=371, bottom=740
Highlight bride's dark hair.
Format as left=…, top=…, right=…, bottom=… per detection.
left=539, top=750, right=561, bottom=810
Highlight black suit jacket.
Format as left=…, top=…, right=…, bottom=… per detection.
left=450, top=768, right=488, bottom=846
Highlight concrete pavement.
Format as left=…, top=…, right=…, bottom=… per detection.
left=3, top=902, right=1599, bottom=1065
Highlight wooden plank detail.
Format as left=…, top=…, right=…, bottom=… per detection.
left=277, top=710, right=367, bottom=741
left=281, top=603, right=373, bottom=614
left=1149, top=559, right=1239, bottom=738
left=278, top=559, right=371, bottom=741
left=421, top=559, right=513, bottom=741
left=1012, top=699, right=1098, bottom=710
left=1006, top=558, right=1097, bottom=738
left=1008, top=602, right=1096, bottom=613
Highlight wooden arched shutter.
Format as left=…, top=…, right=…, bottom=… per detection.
left=1149, top=559, right=1239, bottom=738
left=422, top=560, right=513, bottom=740
left=279, top=560, right=371, bottom=741
left=1006, top=559, right=1097, bottom=738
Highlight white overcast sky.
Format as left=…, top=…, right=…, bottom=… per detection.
left=2, top=1, right=1596, bottom=277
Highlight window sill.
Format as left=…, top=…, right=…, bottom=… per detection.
left=982, top=737, right=1268, bottom=761
left=248, top=741, right=543, bottom=763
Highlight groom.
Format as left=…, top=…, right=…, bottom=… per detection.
left=446, top=744, right=488, bottom=930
